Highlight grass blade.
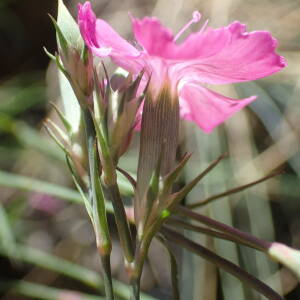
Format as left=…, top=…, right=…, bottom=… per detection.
left=0, top=280, right=104, bottom=300
left=0, top=244, right=157, bottom=300
left=0, top=202, right=19, bottom=259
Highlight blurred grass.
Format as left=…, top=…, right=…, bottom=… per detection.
left=0, top=281, right=105, bottom=300
left=0, top=244, right=157, bottom=299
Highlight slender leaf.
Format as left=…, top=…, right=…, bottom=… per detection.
left=156, top=235, right=180, bottom=300
left=188, top=170, right=281, bottom=209
left=162, top=228, right=284, bottom=300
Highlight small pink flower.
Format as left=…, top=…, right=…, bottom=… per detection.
left=29, top=193, right=63, bottom=215
left=78, top=2, right=286, bottom=132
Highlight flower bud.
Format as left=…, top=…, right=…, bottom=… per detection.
left=107, top=70, right=146, bottom=163
left=52, top=0, right=93, bottom=107
left=268, top=242, right=300, bottom=280
left=60, top=46, right=94, bottom=105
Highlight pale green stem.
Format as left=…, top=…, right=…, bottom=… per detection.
left=83, top=109, right=113, bottom=300
left=102, top=181, right=135, bottom=263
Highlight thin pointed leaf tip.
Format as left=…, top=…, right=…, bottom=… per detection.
left=78, top=1, right=286, bottom=133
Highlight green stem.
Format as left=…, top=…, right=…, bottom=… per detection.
left=130, top=216, right=167, bottom=299
left=100, top=254, right=114, bottom=300
left=103, top=181, right=135, bottom=263
left=92, top=102, right=134, bottom=264
left=83, top=109, right=113, bottom=300
left=130, top=279, right=141, bottom=300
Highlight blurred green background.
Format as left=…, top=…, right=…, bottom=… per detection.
left=0, top=0, right=299, bottom=299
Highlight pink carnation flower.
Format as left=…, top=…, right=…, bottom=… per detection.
left=78, top=2, right=286, bottom=132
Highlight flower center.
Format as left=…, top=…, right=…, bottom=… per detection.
left=173, top=11, right=208, bottom=42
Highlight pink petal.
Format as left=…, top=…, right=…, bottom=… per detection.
left=78, top=2, right=140, bottom=58
left=170, top=27, right=231, bottom=59
left=179, top=83, right=256, bottom=132
left=131, top=16, right=229, bottom=60
left=175, top=22, right=287, bottom=84
left=131, top=16, right=174, bottom=58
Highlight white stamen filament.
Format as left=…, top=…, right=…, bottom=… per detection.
left=199, top=19, right=209, bottom=34
left=173, top=11, right=201, bottom=42
left=174, top=11, right=209, bottom=42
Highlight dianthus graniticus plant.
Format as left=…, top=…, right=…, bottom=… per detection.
left=43, top=1, right=300, bottom=299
